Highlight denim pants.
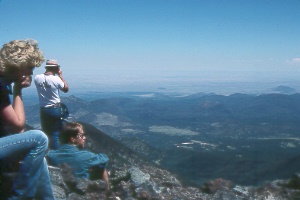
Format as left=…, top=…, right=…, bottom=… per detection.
left=0, top=130, right=55, bottom=199
left=40, top=105, right=63, bottom=149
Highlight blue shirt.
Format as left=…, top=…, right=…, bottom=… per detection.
left=47, top=144, right=109, bottom=179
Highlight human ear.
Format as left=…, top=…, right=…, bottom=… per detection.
left=70, top=137, right=76, bottom=144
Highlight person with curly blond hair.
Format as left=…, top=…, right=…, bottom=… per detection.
left=0, top=39, right=55, bottom=199
left=0, top=39, right=44, bottom=74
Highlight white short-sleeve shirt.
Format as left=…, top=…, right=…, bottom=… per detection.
left=34, top=74, right=64, bottom=107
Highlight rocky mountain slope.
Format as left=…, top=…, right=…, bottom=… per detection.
left=56, top=93, right=300, bottom=187
left=49, top=122, right=300, bottom=200
left=23, top=92, right=300, bottom=198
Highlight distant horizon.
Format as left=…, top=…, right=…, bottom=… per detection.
left=45, top=68, right=300, bottom=92
left=23, top=69, right=300, bottom=104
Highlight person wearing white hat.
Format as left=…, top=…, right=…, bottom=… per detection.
left=34, top=59, right=69, bottom=149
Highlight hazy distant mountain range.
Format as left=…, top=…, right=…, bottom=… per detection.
left=272, top=85, right=297, bottom=94
left=25, top=90, right=300, bottom=187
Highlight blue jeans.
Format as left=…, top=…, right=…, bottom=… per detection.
left=0, top=130, right=55, bottom=199
left=40, top=105, right=63, bottom=149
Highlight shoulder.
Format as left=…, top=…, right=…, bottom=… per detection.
left=74, top=150, right=105, bottom=162
left=47, top=145, right=76, bottom=160
left=34, top=74, right=44, bottom=80
left=48, top=144, right=75, bottom=154
left=78, top=149, right=98, bottom=157
left=35, top=74, right=44, bottom=78
left=50, top=75, right=64, bottom=83
left=47, top=149, right=61, bottom=157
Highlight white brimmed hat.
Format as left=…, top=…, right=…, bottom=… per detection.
left=45, top=59, right=60, bottom=68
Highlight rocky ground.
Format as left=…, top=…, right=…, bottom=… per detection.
left=49, top=163, right=300, bottom=200
left=48, top=122, right=300, bottom=199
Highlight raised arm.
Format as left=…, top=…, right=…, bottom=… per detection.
left=58, top=69, right=69, bottom=93
left=1, top=76, right=31, bottom=133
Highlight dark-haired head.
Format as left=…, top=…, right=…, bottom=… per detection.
left=60, top=122, right=85, bottom=147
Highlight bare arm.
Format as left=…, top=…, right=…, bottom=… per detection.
left=102, top=169, right=110, bottom=190
left=1, top=76, right=31, bottom=133
left=58, top=69, right=69, bottom=93
left=88, top=166, right=110, bottom=189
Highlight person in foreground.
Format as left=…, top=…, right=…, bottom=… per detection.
left=34, top=59, right=69, bottom=149
left=0, top=39, right=55, bottom=199
left=47, top=122, right=110, bottom=189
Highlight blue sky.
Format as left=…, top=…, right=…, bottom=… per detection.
left=1, top=0, right=300, bottom=93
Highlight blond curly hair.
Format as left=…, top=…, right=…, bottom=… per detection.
left=0, top=39, right=45, bottom=73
